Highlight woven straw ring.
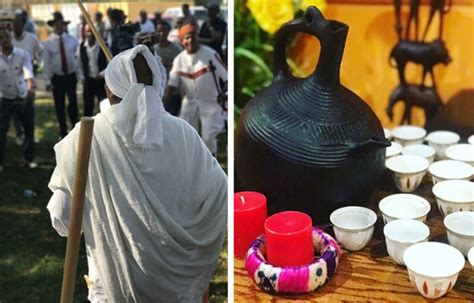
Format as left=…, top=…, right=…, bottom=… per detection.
left=245, top=227, right=343, bottom=293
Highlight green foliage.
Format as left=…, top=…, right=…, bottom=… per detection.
left=234, top=0, right=274, bottom=115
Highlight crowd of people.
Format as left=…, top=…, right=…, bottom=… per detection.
left=0, top=2, right=228, bottom=172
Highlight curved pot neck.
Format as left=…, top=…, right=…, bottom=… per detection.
left=311, top=20, right=348, bottom=87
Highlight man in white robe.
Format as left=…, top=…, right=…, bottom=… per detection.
left=47, top=45, right=227, bottom=302
left=163, top=24, right=227, bottom=156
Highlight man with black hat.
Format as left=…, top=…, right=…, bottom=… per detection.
left=43, top=12, right=79, bottom=138
left=198, top=1, right=227, bottom=60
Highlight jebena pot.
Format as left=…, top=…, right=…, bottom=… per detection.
left=235, top=6, right=390, bottom=223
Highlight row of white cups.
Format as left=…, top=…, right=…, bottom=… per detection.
left=328, top=126, right=473, bottom=299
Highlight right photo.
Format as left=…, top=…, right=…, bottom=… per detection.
left=233, top=0, right=474, bottom=301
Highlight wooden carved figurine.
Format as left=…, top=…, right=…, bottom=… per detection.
left=389, top=39, right=451, bottom=87
left=405, top=0, right=421, bottom=40
left=393, top=0, right=403, bottom=40
left=387, top=84, right=444, bottom=124
left=423, top=0, right=452, bottom=40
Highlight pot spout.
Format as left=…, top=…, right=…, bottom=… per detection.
left=349, top=137, right=391, bottom=158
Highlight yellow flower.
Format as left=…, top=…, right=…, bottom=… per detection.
left=300, top=0, right=327, bottom=11
left=246, top=0, right=294, bottom=34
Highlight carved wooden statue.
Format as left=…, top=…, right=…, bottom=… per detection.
left=389, top=39, right=451, bottom=87
left=405, top=0, right=421, bottom=41
left=387, top=84, right=444, bottom=124
left=393, top=0, right=403, bottom=40
left=388, top=0, right=452, bottom=125
left=423, top=0, right=452, bottom=40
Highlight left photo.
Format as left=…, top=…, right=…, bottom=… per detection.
left=0, top=1, right=228, bottom=302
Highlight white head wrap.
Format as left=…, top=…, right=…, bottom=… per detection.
left=104, top=45, right=167, bottom=150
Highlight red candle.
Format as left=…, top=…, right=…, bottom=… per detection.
left=265, top=211, right=314, bottom=267
left=234, top=191, right=267, bottom=258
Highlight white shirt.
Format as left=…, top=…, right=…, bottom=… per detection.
left=78, top=40, right=101, bottom=79
left=169, top=45, right=227, bottom=116
left=0, top=47, right=33, bottom=99
left=12, top=31, right=43, bottom=65
left=139, top=20, right=155, bottom=33
left=43, top=32, right=79, bottom=85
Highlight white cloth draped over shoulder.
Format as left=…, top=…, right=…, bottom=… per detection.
left=48, top=45, right=227, bottom=302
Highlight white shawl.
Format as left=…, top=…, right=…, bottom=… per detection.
left=104, top=45, right=167, bottom=150
left=49, top=46, right=227, bottom=302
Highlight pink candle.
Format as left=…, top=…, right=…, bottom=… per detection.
left=265, top=211, right=314, bottom=267
left=234, top=191, right=267, bottom=258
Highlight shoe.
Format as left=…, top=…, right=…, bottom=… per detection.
left=28, top=161, right=38, bottom=169
left=15, top=134, right=25, bottom=146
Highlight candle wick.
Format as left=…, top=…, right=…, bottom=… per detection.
left=240, top=196, right=245, bottom=204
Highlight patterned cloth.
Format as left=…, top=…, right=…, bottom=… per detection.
left=246, top=227, right=342, bottom=293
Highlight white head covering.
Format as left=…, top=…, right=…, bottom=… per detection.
left=104, top=45, right=167, bottom=150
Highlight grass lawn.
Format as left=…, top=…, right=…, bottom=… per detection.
left=0, top=96, right=227, bottom=302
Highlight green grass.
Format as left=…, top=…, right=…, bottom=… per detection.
left=0, top=96, right=227, bottom=302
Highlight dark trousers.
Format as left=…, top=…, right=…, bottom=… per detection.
left=0, top=97, right=35, bottom=165
left=52, top=73, right=78, bottom=136
left=12, top=64, right=39, bottom=137
left=83, top=77, right=106, bottom=116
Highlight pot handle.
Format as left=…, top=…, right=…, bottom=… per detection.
left=348, top=137, right=391, bottom=158
left=273, top=6, right=328, bottom=80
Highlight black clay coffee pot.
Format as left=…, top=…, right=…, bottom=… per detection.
left=235, top=6, right=390, bottom=223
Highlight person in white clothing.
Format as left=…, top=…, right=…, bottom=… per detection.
left=164, top=24, right=227, bottom=155
left=138, top=10, right=155, bottom=33
left=47, top=45, right=226, bottom=302
left=43, top=12, right=80, bottom=138
left=0, top=26, right=36, bottom=172
left=11, top=13, right=43, bottom=146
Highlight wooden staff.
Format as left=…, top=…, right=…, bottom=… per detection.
left=77, top=0, right=113, bottom=61
left=60, top=117, right=94, bottom=303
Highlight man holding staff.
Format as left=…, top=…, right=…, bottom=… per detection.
left=164, top=24, right=227, bottom=156
left=47, top=45, right=227, bottom=301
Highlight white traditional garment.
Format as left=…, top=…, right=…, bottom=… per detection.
left=48, top=45, right=227, bottom=302
left=168, top=45, right=227, bottom=154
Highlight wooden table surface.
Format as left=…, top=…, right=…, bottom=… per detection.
left=234, top=179, right=474, bottom=302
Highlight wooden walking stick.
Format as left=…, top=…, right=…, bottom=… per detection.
left=77, top=0, right=113, bottom=61
left=60, top=117, right=94, bottom=303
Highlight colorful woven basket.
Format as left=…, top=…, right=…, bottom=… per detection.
left=245, top=227, right=342, bottom=293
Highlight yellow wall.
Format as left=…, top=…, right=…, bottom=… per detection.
left=300, top=4, right=474, bottom=128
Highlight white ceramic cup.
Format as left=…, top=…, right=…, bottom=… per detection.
left=445, top=144, right=474, bottom=166
left=425, top=131, right=460, bottom=159
left=385, top=155, right=429, bottom=192
left=468, top=247, right=474, bottom=269
left=379, top=193, right=431, bottom=224
left=384, top=128, right=392, bottom=140
left=468, top=135, right=474, bottom=145
left=402, top=144, right=436, bottom=164
left=386, top=141, right=402, bottom=159
left=392, top=125, right=426, bottom=146
left=330, top=206, right=377, bottom=251
left=443, top=211, right=474, bottom=257
left=432, top=180, right=474, bottom=216
left=383, top=219, right=429, bottom=265
left=403, top=242, right=465, bottom=299
left=428, top=160, right=473, bottom=184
